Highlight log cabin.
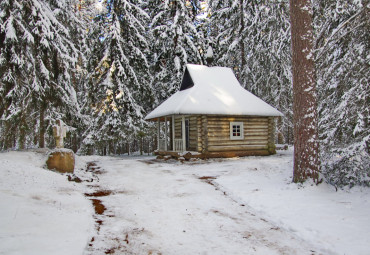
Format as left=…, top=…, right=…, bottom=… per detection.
left=145, top=64, right=283, bottom=158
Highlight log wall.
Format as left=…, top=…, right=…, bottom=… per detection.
left=174, top=118, right=181, bottom=139
left=174, top=116, right=198, bottom=151
left=205, top=116, right=270, bottom=153
left=188, top=117, right=197, bottom=151
left=172, top=115, right=277, bottom=155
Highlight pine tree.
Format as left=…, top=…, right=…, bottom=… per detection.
left=208, top=0, right=245, bottom=79
left=149, top=0, right=204, bottom=103
left=208, top=0, right=293, bottom=144
left=80, top=0, right=154, bottom=155
left=290, top=0, right=320, bottom=183
left=0, top=0, right=81, bottom=149
left=242, top=1, right=293, bottom=145
left=314, top=0, right=369, bottom=187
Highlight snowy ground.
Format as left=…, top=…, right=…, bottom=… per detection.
left=1, top=149, right=369, bottom=255
left=0, top=150, right=93, bottom=255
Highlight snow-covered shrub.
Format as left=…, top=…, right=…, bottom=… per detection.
left=322, top=143, right=370, bottom=188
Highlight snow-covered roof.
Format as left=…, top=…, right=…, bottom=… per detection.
left=145, top=64, right=283, bottom=120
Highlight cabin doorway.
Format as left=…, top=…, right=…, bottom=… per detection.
left=185, top=119, right=190, bottom=150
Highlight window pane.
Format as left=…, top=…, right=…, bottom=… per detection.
left=230, top=122, right=243, bottom=139
left=233, top=125, right=241, bottom=136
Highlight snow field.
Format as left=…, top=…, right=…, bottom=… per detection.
left=1, top=149, right=369, bottom=255
left=0, top=151, right=94, bottom=255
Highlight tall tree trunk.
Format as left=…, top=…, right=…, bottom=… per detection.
left=239, top=0, right=246, bottom=79
left=4, top=120, right=12, bottom=149
left=39, top=103, right=46, bottom=148
left=289, top=0, right=320, bottom=183
left=140, top=137, right=143, bottom=155
left=19, top=112, right=26, bottom=150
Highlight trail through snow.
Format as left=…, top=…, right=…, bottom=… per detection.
left=80, top=156, right=318, bottom=255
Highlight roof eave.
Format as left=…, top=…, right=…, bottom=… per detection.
left=145, top=111, right=283, bottom=122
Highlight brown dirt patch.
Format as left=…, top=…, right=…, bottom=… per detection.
left=96, top=219, right=103, bottom=231
left=198, top=176, right=217, bottom=180
left=86, top=162, right=106, bottom=174
left=199, top=176, right=218, bottom=186
left=91, top=199, right=106, bottom=215
left=140, top=159, right=160, bottom=165
left=87, top=162, right=97, bottom=168
left=85, top=190, right=113, bottom=197
left=105, top=247, right=117, bottom=254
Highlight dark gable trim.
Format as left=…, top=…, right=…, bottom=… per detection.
left=180, top=68, right=194, bottom=91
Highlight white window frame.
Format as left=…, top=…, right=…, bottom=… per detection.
left=230, top=122, right=244, bottom=140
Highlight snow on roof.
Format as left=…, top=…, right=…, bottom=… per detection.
left=145, top=64, right=283, bottom=120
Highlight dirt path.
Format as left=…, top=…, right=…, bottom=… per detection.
left=74, top=158, right=321, bottom=255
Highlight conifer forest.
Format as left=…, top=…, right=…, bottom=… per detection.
left=0, top=0, right=369, bottom=187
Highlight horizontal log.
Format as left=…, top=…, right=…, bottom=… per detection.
left=245, top=126, right=269, bottom=129
left=207, top=130, right=269, bottom=136
left=208, top=135, right=268, bottom=140
left=154, top=150, right=272, bottom=159
left=207, top=119, right=268, bottom=124
left=208, top=145, right=268, bottom=152
left=207, top=120, right=268, bottom=125
left=205, top=150, right=271, bottom=157
left=207, top=126, right=268, bottom=131
left=208, top=140, right=268, bottom=146
left=207, top=125, right=268, bottom=130
left=208, top=137, right=268, bottom=142
left=245, top=132, right=269, bottom=136
left=207, top=129, right=268, bottom=135
left=207, top=117, right=268, bottom=122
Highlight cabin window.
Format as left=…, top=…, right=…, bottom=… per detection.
left=230, top=122, right=244, bottom=140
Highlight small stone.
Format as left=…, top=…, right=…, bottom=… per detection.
left=67, top=174, right=82, bottom=183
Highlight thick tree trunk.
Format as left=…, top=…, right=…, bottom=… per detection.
left=289, top=0, right=320, bottom=183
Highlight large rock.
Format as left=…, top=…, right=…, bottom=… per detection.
left=46, top=149, right=75, bottom=173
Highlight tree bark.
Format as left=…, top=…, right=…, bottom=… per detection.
left=239, top=0, right=247, bottom=69
left=239, top=0, right=246, bottom=80
left=289, top=0, right=320, bottom=183
left=39, top=103, right=46, bottom=148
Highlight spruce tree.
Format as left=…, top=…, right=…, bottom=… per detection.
left=80, top=0, right=154, bottom=155
left=314, top=0, right=369, bottom=187
left=149, top=0, right=204, bottom=103
left=208, top=0, right=293, bottom=144
left=0, top=0, right=81, bottom=149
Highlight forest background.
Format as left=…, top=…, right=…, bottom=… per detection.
left=0, top=0, right=368, bottom=187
